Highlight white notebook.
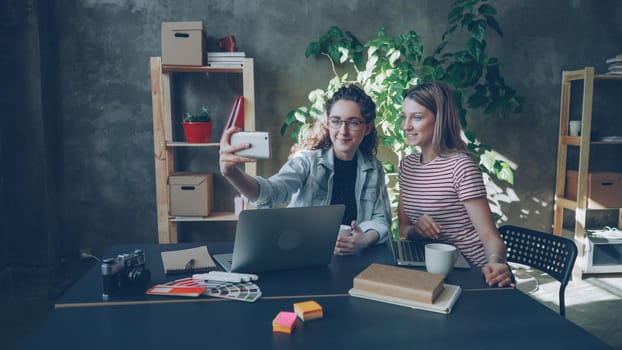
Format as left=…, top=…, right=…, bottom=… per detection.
left=349, top=284, right=462, bottom=315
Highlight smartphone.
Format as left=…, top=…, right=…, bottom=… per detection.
left=338, top=225, right=353, bottom=237
left=230, top=131, right=271, bottom=159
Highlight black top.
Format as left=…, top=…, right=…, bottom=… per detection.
left=331, top=154, right=357, bottom=225
left=30, top=290, right=613, bottom=350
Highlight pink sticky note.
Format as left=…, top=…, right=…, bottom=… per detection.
left=275, top=311, right=297, bottom=327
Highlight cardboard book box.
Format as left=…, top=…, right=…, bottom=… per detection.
left=565, top=171, right=622, bottom=208
left=169, top=173, right=213, bottom=216
left=161, top=21, right=205, bottom=66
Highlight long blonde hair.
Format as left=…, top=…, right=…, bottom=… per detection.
left=403, top=81, right=467, bottom=156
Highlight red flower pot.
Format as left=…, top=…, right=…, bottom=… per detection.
left=182, top=121, right=213, bottom=143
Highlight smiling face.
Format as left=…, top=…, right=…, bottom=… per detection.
left=327, top=100, right=372, bottom=160
left=401, top=98, right=436, bottom=150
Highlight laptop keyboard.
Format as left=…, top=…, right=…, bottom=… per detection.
left=395, top=240, right=426, bottom=262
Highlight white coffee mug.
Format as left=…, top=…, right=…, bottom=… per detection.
left=234, top=196, right=248, bottom=217
left=425, top=243, right=458, bottom=275
left=569, top=120, right=581, bottom=137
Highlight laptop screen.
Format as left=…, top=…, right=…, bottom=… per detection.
left=215, top=205, right=345, bottom=273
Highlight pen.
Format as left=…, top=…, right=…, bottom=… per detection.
left=185, top=258, right=195, bottom=270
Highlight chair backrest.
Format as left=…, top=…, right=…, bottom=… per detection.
left=498, top=225, right=578, bottom=316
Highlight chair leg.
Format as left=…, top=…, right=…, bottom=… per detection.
left=559, top=288, right=566, bottom=317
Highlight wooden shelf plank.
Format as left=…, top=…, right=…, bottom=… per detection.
left=563, top=70, right=622, bottom=82
left=594, top=74, right=622, bottom=80
left=555, top=197, right=577, bottom=210
left=166, top=141, right=220, bottom=147
left=561, top=136, right=622, bottom=145
left=170, top=211, right=238, bottom=222
left=162, top=64, right=244, bottom=73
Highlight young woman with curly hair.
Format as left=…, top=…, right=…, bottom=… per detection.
left=220, top=84, right=391, bottom=255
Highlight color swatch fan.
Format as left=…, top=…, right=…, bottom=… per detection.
left=204, top=281, right=261, bottom=303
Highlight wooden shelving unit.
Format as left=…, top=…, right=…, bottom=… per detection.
left=553, top=67, right=622, bottom=279
left=150, top=57, right=255, bottom=243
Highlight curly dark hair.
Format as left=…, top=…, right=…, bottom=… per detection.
left=289, top=84, right=378, bottom=158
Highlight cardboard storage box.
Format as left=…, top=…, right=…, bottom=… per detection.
left=169, top=173, right=213, bottom=216
left=161, top=21, right=205, bottom=66
left=565, top=171, right=622, bottom=208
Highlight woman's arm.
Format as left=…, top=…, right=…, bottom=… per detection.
left=367, top=165, right=392, bottom=242
left=219, top=127, right=260, bottom=200
left=463, top=197, right=514, bottom=288
left=397, top=193, right=415, bottom=239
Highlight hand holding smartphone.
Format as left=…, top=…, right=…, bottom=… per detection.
left=230, top=131, right=271, bottom=159
left=338, top=225, right=353, bottom=237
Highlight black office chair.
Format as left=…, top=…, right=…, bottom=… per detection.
left=498, top=225, right=578, bottom=317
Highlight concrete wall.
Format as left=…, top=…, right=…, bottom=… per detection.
left=1, top=0, right=621, bottom=296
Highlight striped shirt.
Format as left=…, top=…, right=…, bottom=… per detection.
left=399, top=152, right=487, bottom=266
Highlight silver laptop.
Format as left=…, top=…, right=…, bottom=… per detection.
left=388, top=239, right=471, bottom=269
left=213, top=205, right=345, bottom=273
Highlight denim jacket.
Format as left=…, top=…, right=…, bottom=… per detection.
left=252, top=148, right=391, bottom=243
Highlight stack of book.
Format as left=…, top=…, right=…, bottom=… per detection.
left=348, top=263, right=462, bottom=314
left=207, top=51, right=245, bottom=66
left=606, top=54, right=622, bottom=75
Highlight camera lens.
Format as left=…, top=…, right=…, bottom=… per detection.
left=101, top=258, right=115, bottom=275
left=127, top=266, right=151, bottom=287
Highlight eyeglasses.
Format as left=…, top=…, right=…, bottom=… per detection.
left=327, top=117, right=366, bottom=131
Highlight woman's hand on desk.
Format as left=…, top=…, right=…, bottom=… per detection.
left=482, top=263, right=515, bottom=288
left=334, top=221, right=377, bottom=256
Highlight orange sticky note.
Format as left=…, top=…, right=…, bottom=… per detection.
left=293, top=300, right=323, bottom=321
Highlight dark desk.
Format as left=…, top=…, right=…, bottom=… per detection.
left=56, top=242, right=492, bottom=307
left=22, top=290, right=612, bottom=350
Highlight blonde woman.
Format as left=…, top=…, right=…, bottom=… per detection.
left=398, top=81, right=514, bottom=288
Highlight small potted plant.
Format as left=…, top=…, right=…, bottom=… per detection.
left=182, top=105, right=212, bottom=143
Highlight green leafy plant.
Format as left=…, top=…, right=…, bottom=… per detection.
left=183, top=105, right=211, bottom=122
left=281, top=0, right=523, bottom=225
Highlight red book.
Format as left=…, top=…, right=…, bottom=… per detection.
left=234, top=96, right=245, bottom=129
left=221, top=96, right=245, bottom=142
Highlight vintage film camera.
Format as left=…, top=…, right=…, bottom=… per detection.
left=101, top=249, right=151, bottom=299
